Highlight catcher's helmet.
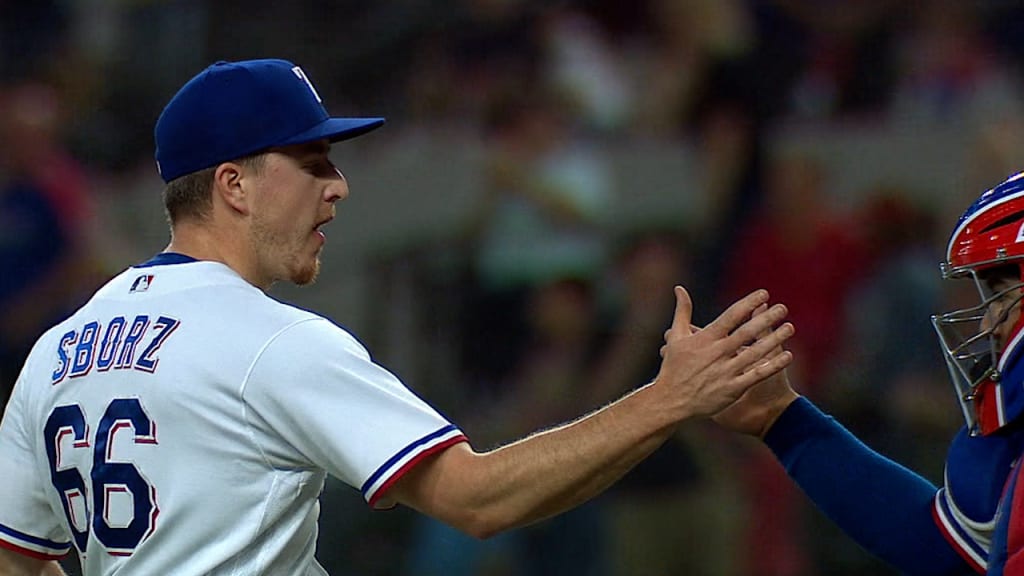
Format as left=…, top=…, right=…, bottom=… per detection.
left=933, top=172, right=1024, bottom=435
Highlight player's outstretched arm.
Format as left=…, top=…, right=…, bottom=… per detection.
left=711, top=326, right=970, bottom=576
left=0, top=548, right=66, bottom=576
left=387, top=286, right=794, bottom=538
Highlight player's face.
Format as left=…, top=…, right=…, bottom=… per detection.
left=246, top=139, right=347, bottom=286
left=982, top=276, right=1023, bottom=353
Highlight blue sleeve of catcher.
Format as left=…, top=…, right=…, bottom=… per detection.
left=763, top=397, right=974, bottom=576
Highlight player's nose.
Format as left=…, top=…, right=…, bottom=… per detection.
left=981, top=308, right=997, bottom=335
left=325, top=166, right=349, bottom=203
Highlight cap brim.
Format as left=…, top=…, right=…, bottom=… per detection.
left=279, top=117, right=385, bottom=147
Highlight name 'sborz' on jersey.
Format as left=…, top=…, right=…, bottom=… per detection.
left=51, top=315, right=181, bottom=383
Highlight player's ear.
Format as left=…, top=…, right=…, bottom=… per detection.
left=212, top=161, right=251, bottom=215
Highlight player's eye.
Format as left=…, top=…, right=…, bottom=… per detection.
left=304, top=158, right=336, bottom=177
left=303, top=157, right=327, bottom=174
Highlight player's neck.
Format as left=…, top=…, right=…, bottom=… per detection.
left=166, top=224, right=272, bottom=291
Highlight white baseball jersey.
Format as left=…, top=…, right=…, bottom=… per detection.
left=0, top=253, right=467, bottom=574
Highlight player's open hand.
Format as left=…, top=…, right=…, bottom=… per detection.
left=712, top=303, right=801, bottom=438
left=653, top=286, right=794, bottom=421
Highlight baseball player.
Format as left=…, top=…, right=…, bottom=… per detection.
left=0, top=59, right=795, bottom=575
left=712, top=171, right=1024, bottom=575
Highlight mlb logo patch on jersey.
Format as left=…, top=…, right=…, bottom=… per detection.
left=130, top=274, right=155, bottom=293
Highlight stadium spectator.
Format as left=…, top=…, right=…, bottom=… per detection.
left=0, top=81, right=107, bottom=409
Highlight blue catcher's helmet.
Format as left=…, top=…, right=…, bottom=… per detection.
left=933, top=172, right=1024, bottom=435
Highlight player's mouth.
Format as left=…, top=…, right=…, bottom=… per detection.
left=314, top=216, right=333, bottom=241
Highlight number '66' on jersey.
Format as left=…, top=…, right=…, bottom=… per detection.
left=0, top=254, right=466, bottom=575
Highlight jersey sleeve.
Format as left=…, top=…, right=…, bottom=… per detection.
left=931, top=425, right=1023, bottom=574
left=0, top=371, right=73, bottom=559
left=764, top=397, right=974, bottom=576
left=241, top=318, right=467, bottom=508
left=1001, top=465, right=1024, bottom=575
left=933, top=486, right=991, bottom=574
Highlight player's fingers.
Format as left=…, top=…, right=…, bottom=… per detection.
left=668, top=286, right=694, bottom=335
left=704, top=289, right=770, bottom=339
left=742, top=303, right=771, bottom=345
left=721, top=302, right=788, bottom=353
left=746, top=302, right=786, bottom=353
left=750, top=303, right=768, bottom=328
left=749, top=345, right=791, bottom=370
left=663, top=325, right=702, bottom=343
left=730, top=321, right=795, bottom=372
left=732, top=349, right=794, bottom=389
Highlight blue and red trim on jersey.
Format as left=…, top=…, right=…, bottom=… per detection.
left=362, top=424, right=467, bottom=508
left=932, top=488, right=988, bottom=574
left=0, top=522, right=71, bottom=560
left=133, top=252, right=198, bottom=268
left=989, top=459, right=1024, bottom=575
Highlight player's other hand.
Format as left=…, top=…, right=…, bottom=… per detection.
left=712, top=302, right=801, bottom=438
left=653, top=286, right=794, bottom=421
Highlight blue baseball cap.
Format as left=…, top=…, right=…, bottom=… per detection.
left=154, top=59, right=385, bottom=182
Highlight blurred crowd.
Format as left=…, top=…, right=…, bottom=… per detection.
left=5, top=0, right=1024, bottom=575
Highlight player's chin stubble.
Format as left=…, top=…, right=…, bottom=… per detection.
left=293, top=256, right=320, bottom=285
left=250, top=219, right=321, bottom=286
